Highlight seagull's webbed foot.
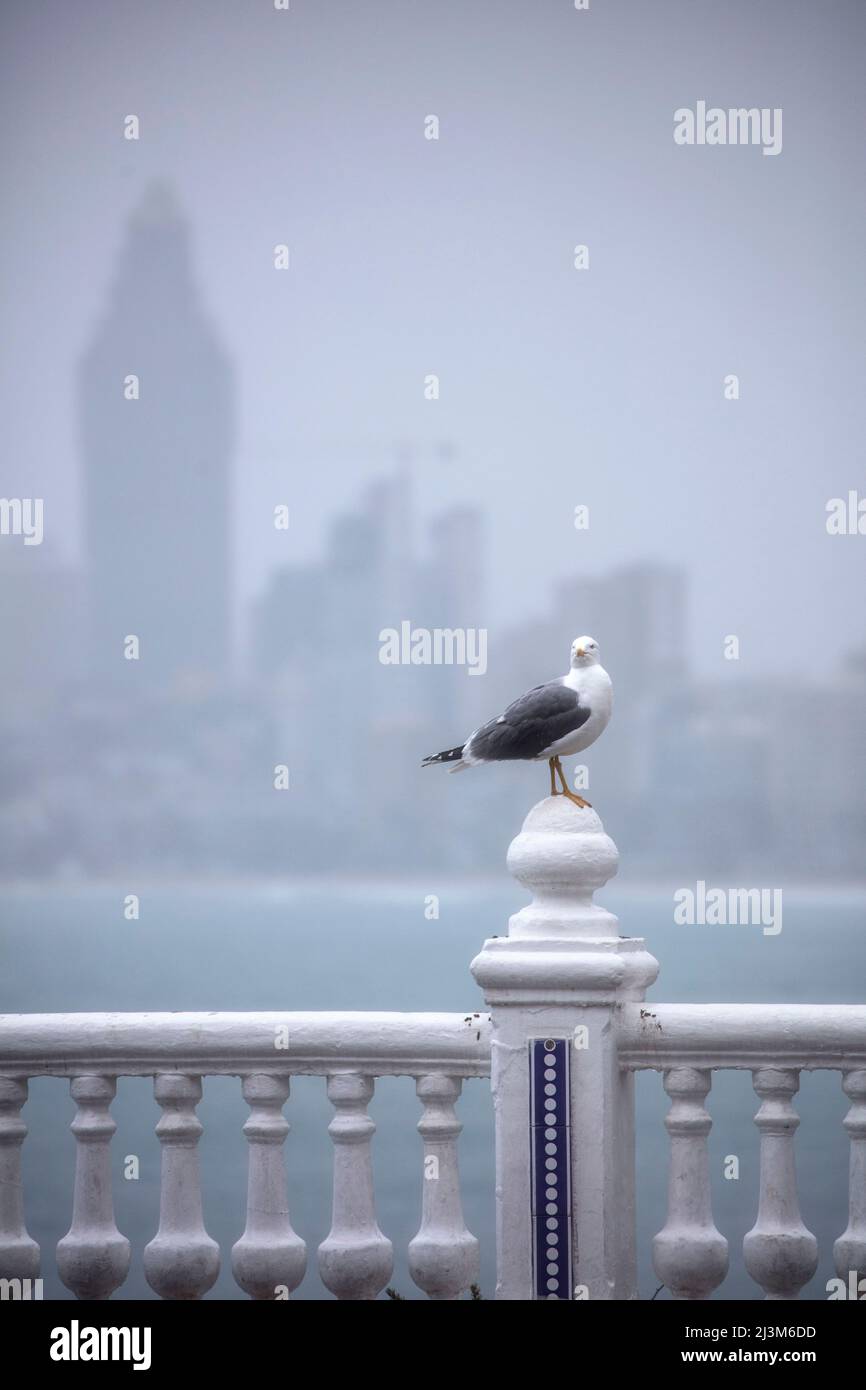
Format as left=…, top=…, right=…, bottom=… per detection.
left=553, top=757, right=592, bottom=809
left=561, top=789, right=592, bottom=809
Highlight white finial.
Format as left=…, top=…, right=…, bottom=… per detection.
left=470, top=795, right=659, bottom=1300
left=471, top=795, right=658, bottom=1000
left=506, top=797, right=619, bottom=941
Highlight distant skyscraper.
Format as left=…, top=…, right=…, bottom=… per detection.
left=250, top=470, right=486, bottom=814
left=417, top=505, right=485, bottom=731
left=81, top=182, right=234, bottom=687
left=554, top=563, right=687, bottom=701
left=424, top=506, right=484, bottom=625
left=481, top=563, right=689, bottom=809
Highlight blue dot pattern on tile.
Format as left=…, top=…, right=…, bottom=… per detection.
left=530, top=1037, right=572, bottom=1300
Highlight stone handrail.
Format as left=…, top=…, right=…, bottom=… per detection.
left=0, top=1012, right=489, bottom=1301
left=2, top=796, right=864, bottom=1301
left=0, top=1010, right=492, bottom=1078
left=619, top=1003, right=866, bottom=1070
left=469, top=797, right=866, bottom=1301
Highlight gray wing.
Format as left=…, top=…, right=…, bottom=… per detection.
left=466, top=679, right=591, bottom=762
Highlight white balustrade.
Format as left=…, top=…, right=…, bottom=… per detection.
left=743, top=1068, right=818, bottom=1299
left=231, top=1074, right=306, bottom=1299
left=143, top=1074, right=220, bottom=1300
left=318, top=1073, right=394, bottom=1299
left=0, top=1013, right=487, bottom=1296
left=471, top=795, right=659, bottom=1300
left=619, top=1002, right=866, bottom=1070
left=0, top=1076, right=39, bottom=1282
left=1, top=801, right=866, bottom=1301
left=0, top=1010, right=490, bottom=1078
left=56, top=1075, right=130, bottom=1299
left=833, top=1068, right=866, bottom=1285
left=652, top=1067, right=728, bottom=1299
left=408, top=1073, right=479, bottom=1299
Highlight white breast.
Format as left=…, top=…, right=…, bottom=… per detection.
left=541, top=664, right=612, bottom=758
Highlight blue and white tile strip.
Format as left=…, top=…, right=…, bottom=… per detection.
left=530, top=1037, right=573, bottom=1299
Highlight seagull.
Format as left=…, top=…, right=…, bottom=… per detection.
left=422, top=635, right=612, bottom=808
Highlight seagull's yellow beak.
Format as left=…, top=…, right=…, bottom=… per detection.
left=576, top=646, right=585, bottom=658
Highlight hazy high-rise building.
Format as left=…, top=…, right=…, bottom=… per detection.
left=81, top=182, right=234, bottom=687
left=424, top=506, right=484, bottom=624
left=417, top=505, right=485, bottom=732
left=554, top=563, right=687, bottom=699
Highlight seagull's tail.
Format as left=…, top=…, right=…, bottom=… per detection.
left=422, top=745, right=465, bottom=769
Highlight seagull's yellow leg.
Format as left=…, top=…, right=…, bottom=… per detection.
left=548, top=757, right=558, bottom=797
left=554, top=756, right=592, bottom=809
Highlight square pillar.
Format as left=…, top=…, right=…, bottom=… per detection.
left=471, top=796, right=658, bottom=1301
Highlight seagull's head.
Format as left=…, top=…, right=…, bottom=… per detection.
left=570, top=635, right=600, bottom=668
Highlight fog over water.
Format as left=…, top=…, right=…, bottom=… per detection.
left=2, top=0, right=864, bottom=1303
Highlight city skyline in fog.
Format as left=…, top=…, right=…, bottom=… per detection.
left=1, top=1, right=864, bottom=886
left=3, top=0, right=865, bottom=679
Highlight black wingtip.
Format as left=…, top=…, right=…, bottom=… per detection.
left=422, top=745, right=464, bottom=767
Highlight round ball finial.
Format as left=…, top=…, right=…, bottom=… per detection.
left=471, top=794, right=659, bottom=998
left=505, top=795, right=620, bottom=940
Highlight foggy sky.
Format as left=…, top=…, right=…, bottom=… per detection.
left=2, top=0, right=864, bottom=677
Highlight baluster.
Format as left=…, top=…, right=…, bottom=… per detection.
left=744, top=1067, right=817, bottom=1299
left=143, top=1074, right=220, bottom=1299
left=231, top=1074, right=307, bottom=1299
left=318, top=1073, right=393, bottom=1299
left=0, top=1077, right=40, bottom=1281
left=408, top=1074, right=479, bottom=1300
left=652, top=1067, right=728, bottom=1299
left=833, top=1069, right=866, bottom=1288
left=56, top=1076, right=130, bottom=1299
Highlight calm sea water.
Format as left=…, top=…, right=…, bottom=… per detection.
left=3, top=881, right=864, bottom=1300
